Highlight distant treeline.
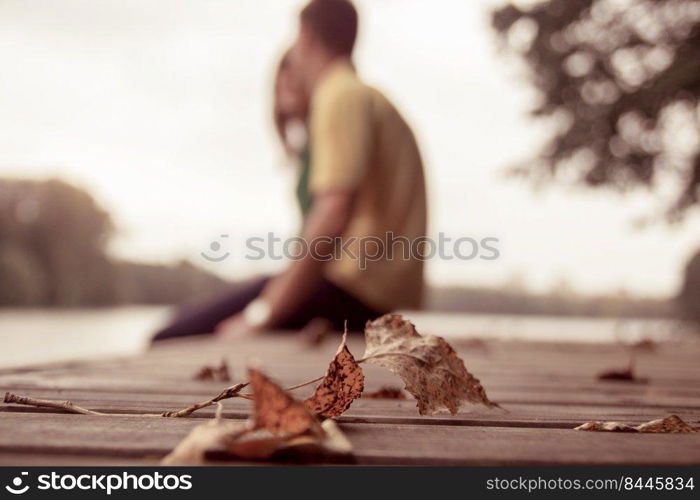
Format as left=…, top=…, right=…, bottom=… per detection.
left=0, top=178, right=227, bottom=307
left=0, top=177, right=697, bottom=321
left=426, top=286, right=675, bottom=319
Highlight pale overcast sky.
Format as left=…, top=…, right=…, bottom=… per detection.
left=1, top=0, right=699, bottom=297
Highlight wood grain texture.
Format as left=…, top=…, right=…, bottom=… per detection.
left=1, top=334, right=699, bottom=465
left=0, top=413, right=698, bottom=465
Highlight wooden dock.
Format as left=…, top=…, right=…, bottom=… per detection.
left=1, top=333, right=699, bottom=465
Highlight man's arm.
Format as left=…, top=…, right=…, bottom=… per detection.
left=218, top=72, right=371, bottom=336
left=216, top=189, right=354, bottom=336
left=259, top=189, right=355, bottom=324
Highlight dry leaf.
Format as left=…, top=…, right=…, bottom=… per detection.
left=161, top=419, right=248, bottom=465
left=363, top=314, right=498, bottom=415
left=163, top=367, right=353, bottom=464
left=299, top=317, right=332, bottom=347
left=304, top=330, right=364, bottom=417
left=597, top=366, right=636, bottom=381
left=574, top=421, right=637, bottom=432
left=363, top=386, right=407, bottom=399
left=597, top=357, right=646, bottom=383
left=237, top=366, right=351, bottom=459
left=636, top=415, right=699, bottom=433
left=453, top=338, right=488, bottom=351
left=631, top=339, right=656, bottom=351
left=242, top=367, right=351, bottom=459
left=248, top=366, right=322, bottom=435
left=194, top=359, right=231, bottom=382
left=226, top=419, right=352, bottom=460
left=575, top=415, right=699, bottom=433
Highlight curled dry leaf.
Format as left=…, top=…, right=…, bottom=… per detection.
left=162, top=419, right=247, bottom=465
left=193, top=359, right=231, bottom=382
left=574, top=421, right=638, bottom=433
left=226, top=419, right=352, bottom=461
left=597, top=357, right=646, bottom=383
left=575, top=415, right=699, bottom=434
left=597, top=366, right=636, bottom=382
left=363, top=314, right=498, bottom=415
left=299, top=317, right=332, bottom=347
left=163, top=366, right=353, bottom=464
left=304, top=330, right=364, bottom=417
left=362, top=386, right=407, bottom=400
left=635, top=415, right=699, bottom=433
left=229, top=368, right=352, bottom=460
left=631, top=339, right=656, bottom=351
left=248, top=366, right=322, bottom=435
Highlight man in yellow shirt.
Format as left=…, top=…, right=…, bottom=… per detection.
left=152, top=0, right=426, bottom=340
left=255, top=0, right=427, bottom=321
left=296, top=1, right=427, bottom=313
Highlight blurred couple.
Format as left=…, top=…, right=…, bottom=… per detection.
left=153, top=0, right=427, bottom=341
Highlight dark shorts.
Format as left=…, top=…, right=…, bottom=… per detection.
left=151, top=276, right=384, bottom=342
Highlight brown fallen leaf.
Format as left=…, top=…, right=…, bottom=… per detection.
left=242, top=365, right=353, bottom=459
left=194, top=359, right=231, bottom=382
left=162, top=366, right=353, bottom=464
left=363, top=314, right=498, bottom=415
left=575, top=415, right=699, bottom=434
left=226, top=419, right=352, bottom=461
left=248, top=366, right=323, bottom=435
left=453, top=338, right=488, bottom=351
left=631, top=339, right=656, bottom=351
left=299, top=317, right=332, bottom=347
left=162, top=418, right=248, bottom=465
left=597, top=366, right=635, bottom=381
left=304, top=329, right=364, bottom=417
left=636, top=415, right=699, bottom=433
left=574, top=421, right=638, bottom=433
left=597, top=357, right=647, bottom=383
left=362, top=386, right=407, bottom=399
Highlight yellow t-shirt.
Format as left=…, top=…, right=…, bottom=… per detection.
left=309, top=60, right=427, bottom=311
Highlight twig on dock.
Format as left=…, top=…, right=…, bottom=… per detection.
left=161, top=382, right=249, bottom=418
left=4, top=391, right=106, bottom=416
left=4, top=379, right=290, bottom=419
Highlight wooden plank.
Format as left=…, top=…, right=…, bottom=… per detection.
left=1, top=335, right=699, bottom=466
left=5, top=362, right=700, bottom=394
left=3, top=375, right=699, bottom=409
left=3, top=336, right=697, bottom=388
left=0, top=413, right=699, bottom=466
left=0, top=453, right=158, bottom=466
left=2, top=388, right=700, bottom=428
left=9, top=336, right=697, bottom=382
left=347, top=423, right=700, bottom=466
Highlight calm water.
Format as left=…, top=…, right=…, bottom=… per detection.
left=0, top=307, right=170, bottom=369
left=0, top=307, right=693, bottom=369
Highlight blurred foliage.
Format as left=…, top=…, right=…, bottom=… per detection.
left=0, top=178, right=227, bottom=307
left=427, top=285, right=673, bottom=319
left=492, top=0, right=700, bottom=220
left=678, top=248, right=700, bottom=321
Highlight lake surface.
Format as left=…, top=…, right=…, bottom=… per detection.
left=0, top=307, right=170, bottom=369
left=0, top=307, right=695, bottom=369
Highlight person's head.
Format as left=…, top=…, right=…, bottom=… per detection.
left=292, top=0, right=358, bottom=88
left=273, top=49, right=309, bottom=155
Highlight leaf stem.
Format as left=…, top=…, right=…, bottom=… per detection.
left=162, top=383, right=249, bottom=418
left=356, top=352, right=425, bottom=363
left=284, top=375, right=325, bottom=391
